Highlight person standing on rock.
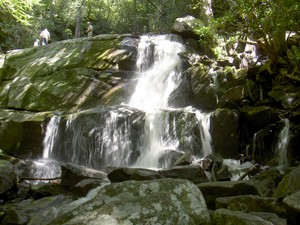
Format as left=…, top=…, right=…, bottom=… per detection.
left=86, top=22, right=93, bottom=37
left=40, top=28, right=50, bottom=45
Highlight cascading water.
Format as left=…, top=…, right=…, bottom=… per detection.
left=128, top=35, right=212, bottom=167
left=40, top=34, right=213, bottom=172
left=129, top=35, right=185, bottom=111
left=275, top=118, right=290, bottom=172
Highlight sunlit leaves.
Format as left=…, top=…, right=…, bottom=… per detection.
left=0, top=0, right=41, bottom=25
left=213, top=0, right=300, bottom=63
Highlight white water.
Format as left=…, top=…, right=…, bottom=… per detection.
left=128, top=35, right=185, bottom=111
left=275, top=119, right=290, bottom=172
left=43, top=116, right=60, bottom=159
left=129, top=35, right=212, bottom=167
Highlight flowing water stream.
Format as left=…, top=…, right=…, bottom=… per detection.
left=275, top=118, right=290, bottom=173
left=38, top=34, right=213, bottom=178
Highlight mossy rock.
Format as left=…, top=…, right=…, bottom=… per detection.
left=273, top=166, right=300, bottom=200
left=0, top=35, right=138, bottom=112
left=240, top=106, right=281, bottom=134
left=0, top=35, right=137, bottom=81
left=0, top=160, right=16, bottom=194
left=51, top=179, right=210, bottom=225
left=210, top=108, right=239, bottom=158
left=0, top=109, right=50, bottom=158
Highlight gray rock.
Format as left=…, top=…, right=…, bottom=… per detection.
left=210, top=108, right=240, bottom=158
left=0, top=35, right=138, bottom=112
left=159, top=165, right=209, bottom=184
left=283, top=190, right=300, bottom=225
left=212, top=208, right=273, bottom=225
left=0, top=160, right=16, bottom=194
left=273, top=166, right=300, bottom=199
left=1, top=209, right=30, bottom=225
left=108, top=165, right=209, bottom=184
left=107, top=167, right=163, bottom=182
left=251, top=168, right=282, bottom=197
left=73, top=179, right=110, bottom=197
left=30, top=183, right=66, bottom=199
left=51, top=178, right=211, bottom=225
left=0, top=195, right=73, bottom=225
left=197, top=180, right=260, bottom=209
left=61, top=163, right=108, bottom=187
left=240, top=106, right=281, bottom=134
left=0, top=112, right=47, bottom=159
left=249, top=212, right=287, bottom=225
left=187, top=63, right=218, bottom=110
left=215, top=195, right=286, bottom=217
left=172, top=151, right=193, bottom=167
left=171, top=15, right=201, bottom=39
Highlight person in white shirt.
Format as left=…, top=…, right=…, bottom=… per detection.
left=40, top=29, right=50, bottom=45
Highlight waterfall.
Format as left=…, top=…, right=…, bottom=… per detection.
left=41, top=34, right=213, bottom=170
left=129, top=35, right=212, bottom=167
left=275, top=119, right=290, bottom=172
left=43, top=116, right=60, bottom=159
left=128, top=35, right=185, bottom=111
left=130, top=35, right=185, bottom=167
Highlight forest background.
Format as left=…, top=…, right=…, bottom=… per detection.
left=0, top=0, right=299, bottom=69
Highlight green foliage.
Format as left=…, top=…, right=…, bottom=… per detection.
left=216, top=0, right=300, bottom=64
left=0, top=0, right=41, bottom=51
left=1, top=0, right=199, bottom=51
left=191, top=0, right=300, bottom=69
left=0, top=0, right=41, bottom=25
left=193, top=21, right=219, bottom=57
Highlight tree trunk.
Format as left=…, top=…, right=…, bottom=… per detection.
left=132, top=0, right=138, bottom=33
left=201, top=0, right=213, bottom=25
left=75, top=0, right=85, bottom=38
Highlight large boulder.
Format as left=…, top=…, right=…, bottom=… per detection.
left=240, top=106, right=281, bottom=134
left=171, top=15, right=202, bottom=39
left=60, top=163, right=108, bottom=187
left=251, top=168, right=283, bottom=197
left=197, top=180, right=260, bottom=209
left=108, top=165, right=209, bottom=184
left=0, top=110, right=49, bottom=158
left=268, top=85, right=300, bottom=110
left=0, top=160, right=16, bottom=194
left=250, top=120, right=290, bottom=165
left=107, top=167, right=163, bottom=182
left=51, top=178, right=211, bottom=225
left=215, top=195, right=286, bottom=217
left=283, top=190, right=300, bottom=225
left=212, top=208, right=275, bottom=225
left=188, top=63, right=218, bottom=110
left=273, top=166, right=300, bottom=200
left=210, top=108, right=240, bottom=158
left=0, top=35, right=139, bottom=112
left=0, top=195, right=74, bottom=225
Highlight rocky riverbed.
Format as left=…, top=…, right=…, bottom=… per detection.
left=1, top=153, right=300, bottom=224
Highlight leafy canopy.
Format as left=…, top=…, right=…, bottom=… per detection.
left=0, top=0, right=41, bottom=25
